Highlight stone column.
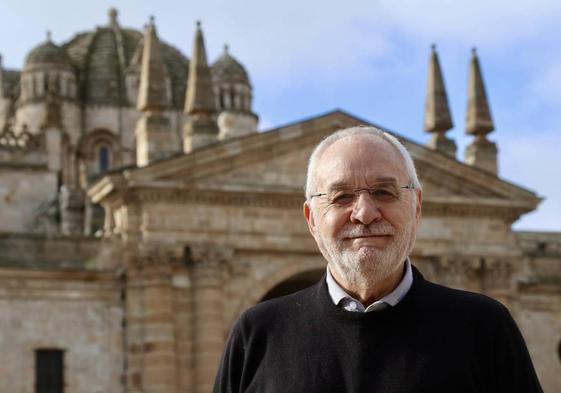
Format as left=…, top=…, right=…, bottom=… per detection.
left=141, top=264, right=178, bottom=393
left=124, top=254, right=145, bottom=393
left=124, top=244, right=184, bottom=393
left=189, top=245, right=232, bottom=393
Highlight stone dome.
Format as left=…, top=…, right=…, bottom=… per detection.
left=211, top=45, right=250, bottom=86
left=24, top=33, right=72, bottom=71
left=60, top=9, right=188, bottom=108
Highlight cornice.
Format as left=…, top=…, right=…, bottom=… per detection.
left=422, top=198, right=534, bottom=222
left=133, top=187, right=305, bottom=208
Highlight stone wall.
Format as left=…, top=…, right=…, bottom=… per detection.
left=0, top=269, right=123, bottom=393
left=0, top=166, right=57, bottom=233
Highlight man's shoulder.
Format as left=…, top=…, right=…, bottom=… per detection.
left=418, top=270, right=511, bottom=321
left=237, top=281, right=320, bottom=329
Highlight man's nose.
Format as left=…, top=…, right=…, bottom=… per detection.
left=350, top=191, right=382, bottom=225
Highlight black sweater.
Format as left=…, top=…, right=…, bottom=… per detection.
left=214, top=266, right=543, bottom=393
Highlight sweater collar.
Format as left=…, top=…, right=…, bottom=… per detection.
left=325, top=258, right=413, bottom=312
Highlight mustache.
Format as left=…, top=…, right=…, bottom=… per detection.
left=338, top=223, right=395, bottom=239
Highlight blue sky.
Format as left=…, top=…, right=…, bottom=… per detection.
left=1, top=0, right=560, bottom=231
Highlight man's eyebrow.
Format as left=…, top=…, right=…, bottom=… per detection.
left=325, top=182, right=353, bottom=192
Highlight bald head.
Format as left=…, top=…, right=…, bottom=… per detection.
left=305, top=126, right=421, bottom=200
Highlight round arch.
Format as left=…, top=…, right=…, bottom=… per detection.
left=260, top=269, right=324, bottom=302
left=227, top=258, right=326, bottom=331
left=78, top=128, right=121, bottom=171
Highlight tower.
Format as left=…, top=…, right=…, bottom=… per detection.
left=211, top=44, right=258, bottom=140
left=16, top=31, right=77, bottom=132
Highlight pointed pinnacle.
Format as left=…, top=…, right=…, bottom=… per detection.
left=184, top=21, right=216, bottom=114
left=109, top=8, right=119, bottom=26
left=424, top=44, right=453, bottom=133
left=466, top=48, right=494, bottom=136
left=137, top=19, right=169, bottom=112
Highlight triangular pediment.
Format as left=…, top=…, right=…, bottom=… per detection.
left=90, top=110, right=540, bottom=219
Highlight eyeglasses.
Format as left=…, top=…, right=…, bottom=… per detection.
left=309, top=183, right=415, bottom=207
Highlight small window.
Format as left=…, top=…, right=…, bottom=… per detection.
left=35, top=349, right=64, bottom=393
left=98, top=146, right=110, bottom=172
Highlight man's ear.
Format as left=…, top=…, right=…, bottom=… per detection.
left=303, top=200, right=317, bottom=236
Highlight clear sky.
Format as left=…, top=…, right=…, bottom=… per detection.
left=1, top=0, right=560, bottom=231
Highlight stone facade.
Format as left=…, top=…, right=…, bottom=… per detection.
left=0, top=8, right=560, bottom=393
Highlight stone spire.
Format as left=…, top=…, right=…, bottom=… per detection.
left=424, top=44, right=456, bottom=157
left=108, top=8, right=119, bottom=28
left=137, top=16, right=168, bottom=112
left=464, top=48, right=498, bottom=174
left=135, top=16, right=174, bottom=167
left=466, top=48, right=494, bottom=135
left=183, top=21, right=219, bottom=153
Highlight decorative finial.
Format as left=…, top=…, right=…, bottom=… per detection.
left=471, top=47, right=477, bottom=55
left=109, top=8, right=118, bottom=26
left=431, top=43, right=436, bottom=51
left=46, top=30, right=52, bottom=42
left=149, top=15, right=155, bottom=25
left=196, top=20, right=201, bottom=29
left=224, top=44, right=229, bottom=54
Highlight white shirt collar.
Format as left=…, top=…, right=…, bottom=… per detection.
left=325, top=258, right=413, bottom=312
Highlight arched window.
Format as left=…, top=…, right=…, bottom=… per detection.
left=98, top=145, right=110, bottom=172
left=79, top=129, right=120, bottom=178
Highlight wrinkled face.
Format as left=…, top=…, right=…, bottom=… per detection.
left=304, top=134, right=422, bottom=283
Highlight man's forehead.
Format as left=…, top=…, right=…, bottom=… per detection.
left=322, top=134, right=398, bottom=159
left=326, top=177, right=399, bottom=191
left=314, top=134, right=407, bottom=185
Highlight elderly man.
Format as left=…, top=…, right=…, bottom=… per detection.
left=213, top=126, right=543, bottom=392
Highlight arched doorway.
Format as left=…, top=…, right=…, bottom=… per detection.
left=260, top=268, right=324, bottom=302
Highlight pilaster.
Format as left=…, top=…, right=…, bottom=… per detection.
left=188, top=244, right=233, bottom=393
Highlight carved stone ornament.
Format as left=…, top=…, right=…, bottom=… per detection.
left=136, top=243, right=185, bottom=271
left=0, top=124, right=41, bottom=151
left=185, top=243, right=234, bottom=285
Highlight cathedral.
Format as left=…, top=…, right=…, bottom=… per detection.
left=0, top=8, right=559, bottom=393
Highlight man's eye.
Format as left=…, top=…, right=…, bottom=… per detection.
left=331, top=193, right=355, bottom=204
left=372, top=189, right=397, bottom=201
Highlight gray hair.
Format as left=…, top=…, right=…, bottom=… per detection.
left=305, top=126, right=421, bottom=199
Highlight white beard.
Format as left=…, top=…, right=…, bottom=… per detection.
left=315, top=215, right=415, bottom=288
